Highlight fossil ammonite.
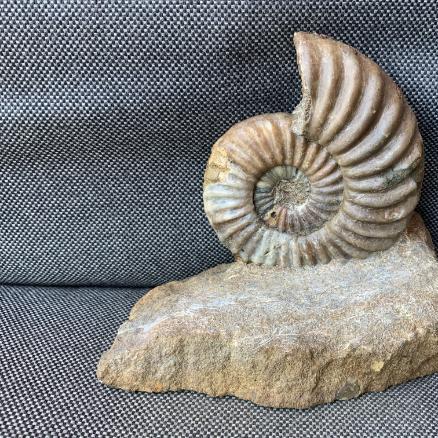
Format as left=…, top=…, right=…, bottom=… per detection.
left=203, top=32, right=424, bottom=267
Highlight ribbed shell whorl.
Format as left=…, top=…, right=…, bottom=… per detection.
left=203, top=32, right=423, bottom=267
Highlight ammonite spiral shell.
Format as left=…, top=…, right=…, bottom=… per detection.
left=203, top=32, right=424, bottom=267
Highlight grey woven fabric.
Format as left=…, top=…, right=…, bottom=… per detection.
left=0, top=0, right=437, bottom=287
left=1, top=284, right=437, bottom=437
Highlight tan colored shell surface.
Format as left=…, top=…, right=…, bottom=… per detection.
left=203, top=32, right=424, bottom=267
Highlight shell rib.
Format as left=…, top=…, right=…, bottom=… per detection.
left=203, top=32, right=423, bottom=267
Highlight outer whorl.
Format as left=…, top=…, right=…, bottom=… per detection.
left=203, top=32, right=424, bottom=267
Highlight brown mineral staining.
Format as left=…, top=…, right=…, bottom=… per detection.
left=203, top=32, right=424, bottom=268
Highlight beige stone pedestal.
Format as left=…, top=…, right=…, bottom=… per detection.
left=97, top=214, right=438, bottom=409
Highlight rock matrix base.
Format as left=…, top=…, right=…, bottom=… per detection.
left=97, top=215, right=438, bottom=409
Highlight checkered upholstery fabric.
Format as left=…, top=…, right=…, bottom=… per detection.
left=1, top=3, right=438, bottom=435
left=1, top=285, right=437, bottom=437
left=1, top=0, right=437, bottom=287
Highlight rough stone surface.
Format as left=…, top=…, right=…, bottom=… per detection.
left=97, top=214, right=438, bottom=409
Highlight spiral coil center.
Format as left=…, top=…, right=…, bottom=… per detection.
left=255, top=165, right=310, bottom=215
left=273, top=174, right=311, bottom=207
left=253, top=164, right=340, bottom=236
